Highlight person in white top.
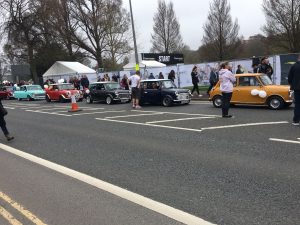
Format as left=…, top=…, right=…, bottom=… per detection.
left=128, top=70, right=142, bottom=109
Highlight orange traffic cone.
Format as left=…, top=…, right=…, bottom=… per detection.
left=68, top=94, right=82, bottom=112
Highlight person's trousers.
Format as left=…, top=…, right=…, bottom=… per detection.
left=192, top=83, right=199, bottom=95
left=293, top=91, right=300, bottom=123
left=222, top=92, right=233, bottom=116
left=0, top=116, right=9, bottom=136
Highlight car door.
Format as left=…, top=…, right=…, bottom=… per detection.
left=20, top=86, right=27, bottom=98
left=51, top=85, right=60, bottom=100
left=232, top=76, right=265, bottom=104
left=95, top=84, right=106, bottom=101
left=144, top=81, right=161, bottom=104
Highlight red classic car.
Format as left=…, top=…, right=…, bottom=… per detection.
left=45, top=83, right=83, bottom=102
left=0, top=86, right=14, bottom=99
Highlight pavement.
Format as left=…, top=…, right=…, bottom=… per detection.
left=0, top=100, right=299, bottom=225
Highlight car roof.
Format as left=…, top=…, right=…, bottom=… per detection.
left=90, top=82, right=118, bottom=84
left=49, top=83, right=72, bottom=85
left=141, top=79, right=170, bottom=82
left=21, top=85, right=41, bottom=87
left=234, top=73, right=265, bottom=77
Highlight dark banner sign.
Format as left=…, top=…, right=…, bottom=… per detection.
left=280, top=54, right=298, bottom=84
left=141, top=53, right=184, bottom=65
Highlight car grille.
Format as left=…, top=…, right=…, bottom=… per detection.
left=178, top=93, right=190, bottom=100
left=119, top=93, right=130, bottom=99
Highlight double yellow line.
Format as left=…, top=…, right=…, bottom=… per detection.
left=0, top=191, right=47, bottom=225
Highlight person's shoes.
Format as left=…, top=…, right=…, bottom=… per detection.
left=199, top=94, right=203, bottom=97
left=135, top=105, right=142, bottom=109
left=5, top=135, right=14, bottom=141
left=132, top=105, right=136, bottom=109
left=292, top=122, right=300, bottom=126
left=222, top=115, right=233, bottom=118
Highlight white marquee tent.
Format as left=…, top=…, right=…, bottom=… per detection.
left=42, top=61, right=97, bottom=82
left=123, top=60, right=166, bottom=71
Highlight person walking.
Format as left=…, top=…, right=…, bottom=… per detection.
left=288, top=55, right=300, bottom=126
left=191, top=66, right=202, bottom=97
left=207, top=68, right=219, bottom=95
left=0, top=99, right=14, bottom=141
left=219, top=62, right=236, bottom=118
left=128, top=70, right=142, bottom=109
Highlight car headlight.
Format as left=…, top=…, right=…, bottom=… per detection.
left=175, top=91, right=179, bottom=96
left=115, top=91, right=119, bottom=96
left=188, top=90, right=191, bottom=95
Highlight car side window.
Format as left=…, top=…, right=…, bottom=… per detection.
left=96, top=84, right=104, bottom=90
left=20, top=86, right=26, bottom=91
left=238, top=77, right=260, bottom=86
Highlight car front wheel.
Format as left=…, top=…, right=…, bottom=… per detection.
left=268, top=96, right=284, bottom=110
left=212, top=95, right=222, bottom=108
left=86, top=96, right=93, bottom=104
left=162, top=96, right=173, bottom=107
left=106, top=96, right=113, bottom=105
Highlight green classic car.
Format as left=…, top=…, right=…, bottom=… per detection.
left=14, top=85, right=46, bottom=101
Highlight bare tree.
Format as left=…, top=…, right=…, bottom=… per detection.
left=68, top=0, right=131, bottom=69
left=102, top=0, right=131, bottom=70
left=203, top=0, right=241, bottom=61
left=263, top=0, right=300, bottom=53
left=0, top=0, right=43, bottom=83
left=151, top=0, right=184, bottom=53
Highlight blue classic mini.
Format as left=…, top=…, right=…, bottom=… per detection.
left=14, top=85, right=46, bottom=101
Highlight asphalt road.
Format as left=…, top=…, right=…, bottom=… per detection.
left=0, top=99, right=299, bottom=225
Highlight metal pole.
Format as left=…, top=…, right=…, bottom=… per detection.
left=129, top=0, right=139, bottom=71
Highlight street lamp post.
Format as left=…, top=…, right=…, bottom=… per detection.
left=129, top=0, right=139, bottom=71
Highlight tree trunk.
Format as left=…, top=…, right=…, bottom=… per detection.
left=28, top=44, right=39, bottom=84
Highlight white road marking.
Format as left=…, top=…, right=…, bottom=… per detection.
left=146, top=117, right=215, bottom=124
left=201, top=121, right=289, bottom=130
left=25, top=110, right=72, bottom=117
left=269, top=138, right=300, bottom=145
left=131, top=110, right=220, bottom=117
left=4, top=107, right=15, bottom=109
left=105, top=112, right=164, bottom=119
left=97, top=118, right=203, bottom=133
left=72, top=110, right=126, bottom=116
left=0, top=144, right=215, bottom=225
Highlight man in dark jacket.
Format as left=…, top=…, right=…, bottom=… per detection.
left=288, top=55, right=300, bottom=125
left=258, top=57, right=273, bottom=80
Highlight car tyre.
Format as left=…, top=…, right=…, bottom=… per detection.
left=86, top=96, right=93, bottom=104
left=46, top=95, right=51, bottom=102
left=59, top=96, right=65, bottom=103
left=212, top=95, right=222, bottom=108
left=268, top=96, right=284, bottom=110
left=162, top=96, right=173, bottom=107
left=106, top=96, right=113, bottom=105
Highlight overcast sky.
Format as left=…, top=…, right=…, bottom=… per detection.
left=123, top=0, right=265, bottom=52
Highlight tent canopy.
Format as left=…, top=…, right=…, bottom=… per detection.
left=123, top=60, right=166, bottom=71
left=43, top=61, right=96, bottom=78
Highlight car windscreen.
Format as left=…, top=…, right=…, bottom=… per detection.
left=259, top=75, right=273, bottom=85
left=58, top=84, right=74, bottom=90
left=26, top=86, right=42, bottom=91
left=104, top=83, right=120, bottom=90
left=161, top=80, right=176, bottom=89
